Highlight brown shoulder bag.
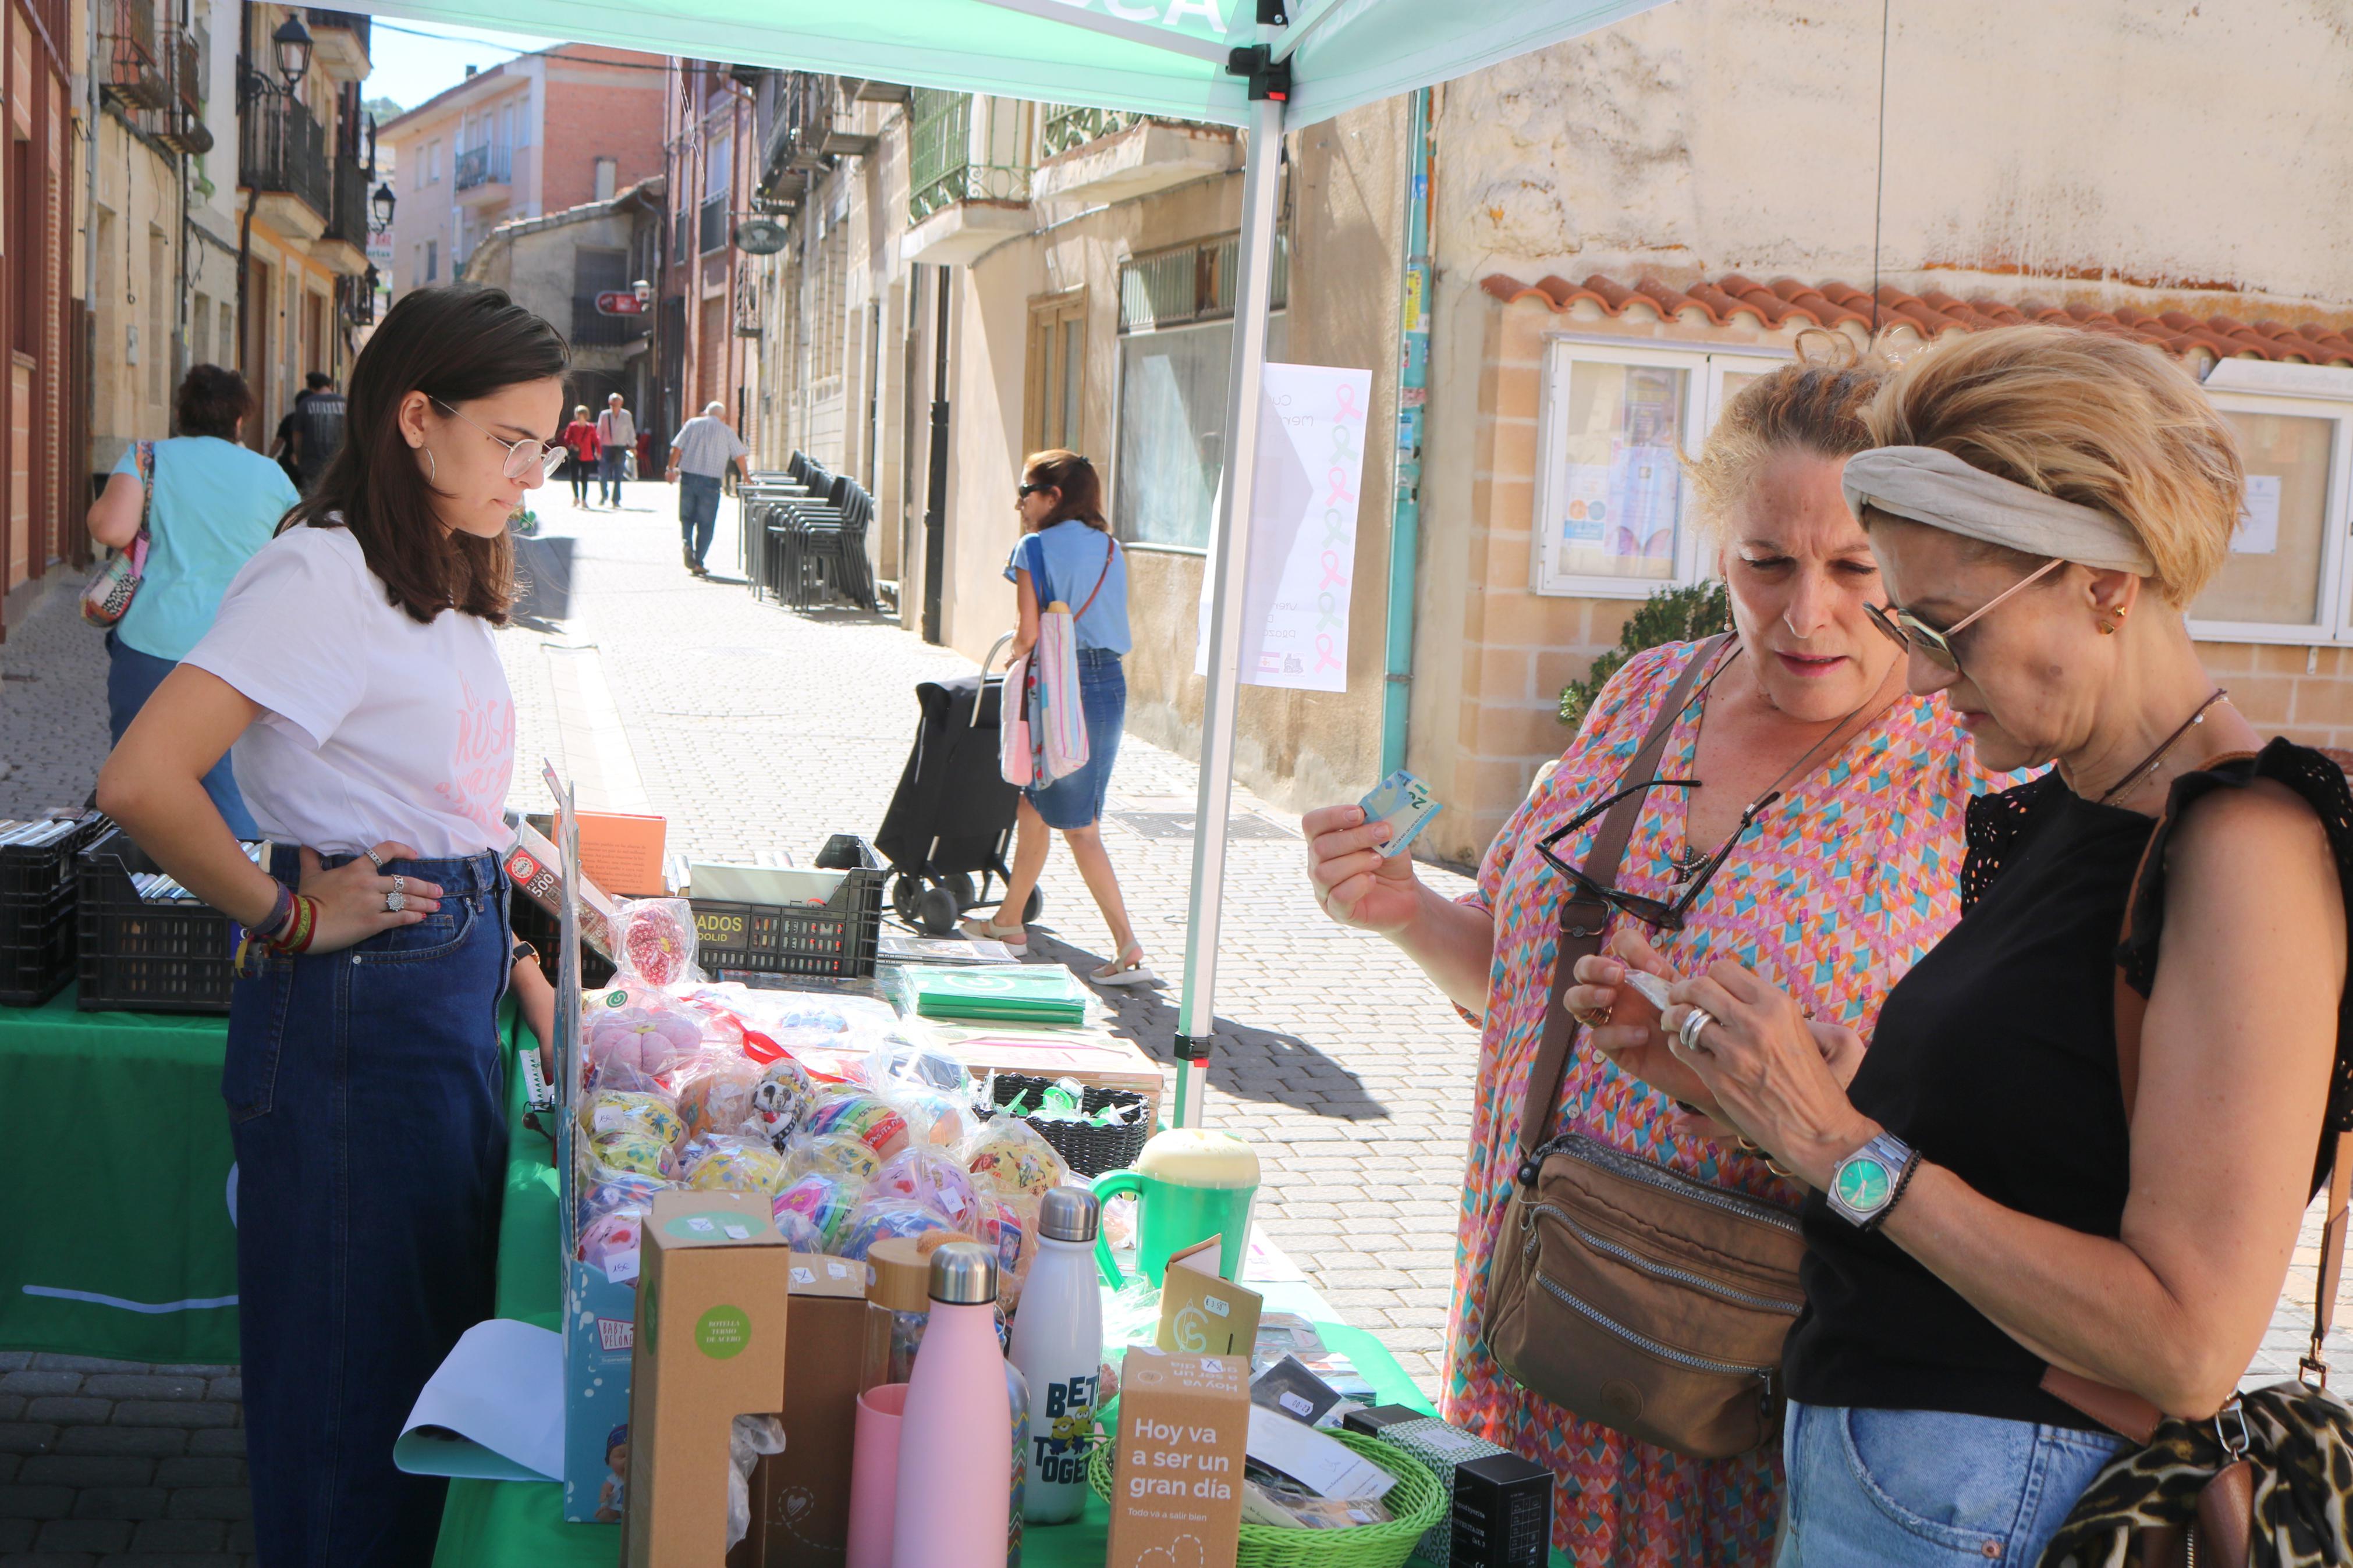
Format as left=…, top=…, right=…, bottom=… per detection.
left=1480, top=635, right=1808, bottom=1460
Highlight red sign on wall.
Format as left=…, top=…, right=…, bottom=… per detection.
left=594, top=291, right=645, bottom=317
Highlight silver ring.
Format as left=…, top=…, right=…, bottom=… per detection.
left=384, top=890, right=406, bottom=913
left=1678, top=1007, right=1716, bottom=1054
left=364, top=848, right=385, bottom=871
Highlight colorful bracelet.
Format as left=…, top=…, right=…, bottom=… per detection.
left=257, top=880, right=296, bottom=941
left=264, top=894, right=320, bottom=955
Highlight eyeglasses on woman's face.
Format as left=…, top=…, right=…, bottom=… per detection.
left=1862, top=554, right=2067, bottom=676
left=432, top=396, right=566, bottom=483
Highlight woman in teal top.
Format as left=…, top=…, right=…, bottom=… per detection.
left=87, top=364, right=300, bottom=837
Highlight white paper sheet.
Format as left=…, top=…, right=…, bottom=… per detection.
left=394, top=1319, right=565, bottom=1482
left=2235, top=474, right=2282, bottom=554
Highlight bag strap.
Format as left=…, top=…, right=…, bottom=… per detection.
left=1075, top=535, right=1117, bottom=622
left=134, top=441, right=155, bottom=541
left=1515, top=635, right=1731, bottom=1162
left=2041, top=749, right=2353, bottom=1442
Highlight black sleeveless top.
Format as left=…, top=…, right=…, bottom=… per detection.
left=1783, top=738, right=2353, bottom=1428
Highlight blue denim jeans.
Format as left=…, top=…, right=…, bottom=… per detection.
left=1777, top=1400, right=2128, bottom=1567
left=1025, top=649, right=1125, bottom=830
left=106, top=631, right=257, bottom=838
left=226, top=848, right=512, bottom=1566
left=598, top=447, right=627, bottom=504
left=678, top=472, right=722, bottom=567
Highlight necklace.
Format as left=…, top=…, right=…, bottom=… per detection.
left=1672, top=645, right=1882, bottom=871
left=2093, top=688, right=2230, bottom=807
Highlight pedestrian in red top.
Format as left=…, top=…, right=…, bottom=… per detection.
left=560, top=403, right=600, bottom=508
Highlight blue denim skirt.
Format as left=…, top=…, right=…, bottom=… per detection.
left=1025, top=649, right=1125, bottom=830
left=226, top=847, right=512, bottom=1566
left=1777, top=1400, right=2128, bottom=1566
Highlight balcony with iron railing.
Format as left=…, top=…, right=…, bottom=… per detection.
left=1038, top=105, right=1145, bottom=159
left=571, top=296, right=650, bottom=349
left=100, top=0, right=168, bottom=111
left=320, top=152, right=369, bottom=255
left=1032, top=99, right=1236, bottom=205
left=907, top=90, right=1031, bottom=224
left=456, top=144, right=513, bottom=193
left=240, top=91, right=331, bottom=231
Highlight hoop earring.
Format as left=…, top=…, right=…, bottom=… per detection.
left=424, top=447, right=437, bottom=483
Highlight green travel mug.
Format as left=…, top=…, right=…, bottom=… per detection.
left=1092, top=1128, right=1261, bottom=1287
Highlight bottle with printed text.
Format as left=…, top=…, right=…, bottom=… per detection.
left=1006, top=1188, right=1104, bottom=1524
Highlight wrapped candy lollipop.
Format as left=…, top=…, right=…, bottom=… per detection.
left=683, top=1136, right=789, bottom=1194
left=748, top=1057, right=819, bottom=1151
left=676, top=1055, right=763, bottom=1144
left=835, top=1196, right=958, bottom=1261
left=779, top=1130, right=883, bottom=1187
left=772, top=1171, right=860, bottom=1250
left=585, top=1005, right=704, bottom=1091
left=579, top=1089, right=685, bottom=1149
left=615, top=897, right=698, bottom=989
left=964, top=1114, right=1066, bottom=1200
left=579, top=1210, right=645, bottom=1284
left=802, top=1089, right=910, bottom=1160
left=860, top=1149, right=982, bottom=1232
left=576, top=1171, right=666, bottom=1234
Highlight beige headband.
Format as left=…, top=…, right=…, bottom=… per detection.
left=1841, top=445, right=2155, bottom=576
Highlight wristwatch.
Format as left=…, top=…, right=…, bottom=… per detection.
left=1826, top=1132, right=1919, bottom=1231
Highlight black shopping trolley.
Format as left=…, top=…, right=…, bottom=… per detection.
left=874, top=634, right=1044, bottom=935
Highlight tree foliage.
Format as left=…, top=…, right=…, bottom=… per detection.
left=1556, top=580, right=1731, bottom=731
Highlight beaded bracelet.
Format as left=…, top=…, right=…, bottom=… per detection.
left=257, top=880, right=296, bottom=942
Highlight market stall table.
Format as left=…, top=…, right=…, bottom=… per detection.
left=0, top=984, right=241, bottom=1364
left=435, top=1064, right=1571, bottom=1567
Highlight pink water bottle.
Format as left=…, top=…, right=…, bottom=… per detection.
left=890, top=1242, right=1011, bottom=1568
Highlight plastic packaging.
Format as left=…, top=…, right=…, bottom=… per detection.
left=577, top=1088, right=684, bottom=1147
left=574, top=1170, right=666, bottom=1235
left=837, top=1199, right=959, bottom=1262
left=804, top=1089, right=911, bottom=1160
left=615, top=896, right=699, bottom=988
left=582, top=1003, right=702, bottom=1091
left=772, top=1171, right=861, bottom=1250
left=748, top=1056, right=821, bottom=1150
left=727, top=1413, right=790, bottom=1551
left=860, top=1149, right=982, bottom=1231
left=780, top=1130, right=884, bottom=1188
left=682, top=1135, right=788, bottom=1194
left=772, top=1207, right=827, bottom=1251
left=964, top=1115, right=1067, bottom=1200
left=583, top=1127, right=676, bottom=1182
left=675, top=1054, right=764, bottom=1144
left=895, top=1086, right=984, bottom=1155
left=859, top=1041, right=975, bottom=1099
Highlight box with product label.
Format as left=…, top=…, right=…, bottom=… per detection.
left=1339, top=1406, right=1521, bottom=1568
left=506, top=810, right=623, bottom=962
left=1156, top=1236, right=1262, bottom=1357
left=732, top=1254, right=894, bottom=1568
left=623, top=1192, right=792, bottom=1568
left=1449, top=1450, right=1552, bottom=1568
left=1106, top=1350, right=1249, bottom=1568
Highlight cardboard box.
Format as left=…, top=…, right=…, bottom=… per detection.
left=1156, top=1236, right=1262, bottom=1357
left=1105, top=1350, right=1248, bottom=1568
left=506, top=811, right=623, bottom=961
left=1450, top=1449, right=1553, bottom=1568
left=736, top=1254, right=893, bottom=1568
left=624, top=1192, right=792, bottom=1568
left=576, top=810, right=669, bottom=897
left=563, top=1258, right=641, bottom=1522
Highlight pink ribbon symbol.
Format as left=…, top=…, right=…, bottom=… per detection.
left=1319, top=550, right=1347, bottom=589
left=1326, top=467, right=1356, bottom=506
left=1335, top=384, right=1364, bottom=423
left=1315, top=634, right=1342, bottom=671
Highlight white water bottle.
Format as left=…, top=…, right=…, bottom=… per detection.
left=1006, top=1188, right=1104, bottom=1524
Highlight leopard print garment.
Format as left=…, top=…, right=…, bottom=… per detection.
left=2040, top=1383, right=2353, bottom=1568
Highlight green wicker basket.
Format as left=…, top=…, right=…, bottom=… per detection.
left=1087, top=1398, right=1449, bottom=1568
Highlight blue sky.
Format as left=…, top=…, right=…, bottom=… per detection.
left=363, top=20, right=562, bottom=118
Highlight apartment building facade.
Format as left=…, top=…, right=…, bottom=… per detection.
left=379, top=42, right=665, bottom=307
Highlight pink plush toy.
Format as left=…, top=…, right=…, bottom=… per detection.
left=586, top=1006, right=703, bottom=1089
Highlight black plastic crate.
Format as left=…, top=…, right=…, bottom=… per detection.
left=692, top=835, right=885, bottom=979
left=0, top=813, right=109, bottom=1006
left=76, top=828, right=237, bottom=1015
left=509, top=890, right=616, bottom=990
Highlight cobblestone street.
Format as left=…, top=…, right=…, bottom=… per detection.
left=0, top=483, right=2345, bottom=1560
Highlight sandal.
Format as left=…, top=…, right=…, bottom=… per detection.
left=958, top=916, right=1028, bottom=952
left=1090, top=942, right=1157, bottom=987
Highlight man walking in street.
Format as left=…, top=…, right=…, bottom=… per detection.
left=594, top=392, right=637, bottom=507
left=269, top=372, right=346, bottom=494
left=666, top=400, right=751, bottom=577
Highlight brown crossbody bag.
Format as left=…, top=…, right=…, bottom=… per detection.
left=1481, top=635, right=1808, bottom=1460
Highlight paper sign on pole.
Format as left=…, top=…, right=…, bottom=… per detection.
left=1196, top=362, right=1372, bottom=694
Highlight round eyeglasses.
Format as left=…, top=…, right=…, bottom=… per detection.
left=431, top=397, right=567, bottom=483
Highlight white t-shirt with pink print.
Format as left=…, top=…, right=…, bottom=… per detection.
left=185, top=521, right=516, bottom=858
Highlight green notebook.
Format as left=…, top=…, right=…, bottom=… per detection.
left=903, top=965, right=1089, bottom=1025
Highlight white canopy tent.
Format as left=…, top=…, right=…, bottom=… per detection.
left=362, top=0, right=1670, bottom=1124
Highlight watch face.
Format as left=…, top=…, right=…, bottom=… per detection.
left=1834, top=1155, right=1891, bottom=1214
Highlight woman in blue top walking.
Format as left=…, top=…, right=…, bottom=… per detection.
left=964, top=451, right=1153, bottom=984
left=85, top=364, right=300, bottom=837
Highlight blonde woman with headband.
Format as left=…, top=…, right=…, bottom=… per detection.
left=1305, top=347, right=2006, bottom=1565
left=1601, top=325, right=2353, bottom=1566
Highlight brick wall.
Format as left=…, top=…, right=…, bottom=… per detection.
left=539, top=61, right=666, bottom=216
left=2200, top=642, right=2353, bottom=751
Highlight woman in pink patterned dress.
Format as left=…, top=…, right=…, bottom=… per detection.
left=1305, top=351, right=1996, bottom=1564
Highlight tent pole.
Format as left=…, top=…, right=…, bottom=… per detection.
left=1173, top=85, right=1284, bottom=1129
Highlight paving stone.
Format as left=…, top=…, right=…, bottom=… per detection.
left=24, top=1359, right=140, bottom=1377
left=151, top=1459, right=244, bottom=1491
left=105, top=1405, right=233, bottom=1432
left=0, top=1484, right=74, bottom=1519
left=182, top=1431, right=244, bottom=1459
left=23, top=1402, right=111, bottom=1427
left=0, top=1425, right=61, bottom=1455
left=0, top=1399, right=20, bottom=1422
left=201, top=1379, right=239, bottom=1405
left=161, top=1489, right=249, bottom=1523
left=0, top=1375, right=83, bottom=1399
left=16, top=1458, right=153, bottom=1489
left=55, top=1430, right=184, bottom=1459
left=76, top=1378, right=204, bottom=1403
left=31, top=1521, right=131, bottom=1554
left=0, top=1553, right=99, bottom=1568
left=140, top=1369, right=235, bottom=1381
left=0, top=1520, right=29, bottom=1553
left=126, top=1520, right=228, bottom=1552
left=63, top=1488, right=166, bottom=1523
left=0, top=1356, right=29, bottom=1374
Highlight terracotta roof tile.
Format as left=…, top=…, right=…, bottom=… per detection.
left=1479, top=270, right=2353, bottom=368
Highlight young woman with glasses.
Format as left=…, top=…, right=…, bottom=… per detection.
left=1304, top=343, right=2005, bottom=1566
left=1632, top=326, right=2351, bottom=1568
left=96, top=285, right=569, bottom=1563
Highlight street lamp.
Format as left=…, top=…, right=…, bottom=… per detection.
left=271, top=14, right=313, bottom=92
left=371, top=182, right=397, bottom=233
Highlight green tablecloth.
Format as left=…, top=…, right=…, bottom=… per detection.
left=434, top=1073, right=1555, bottom=1567
left=0, top=985, right=242, bottom=1364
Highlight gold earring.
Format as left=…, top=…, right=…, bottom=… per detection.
left=2098, top=621, right=2116, bottom=635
